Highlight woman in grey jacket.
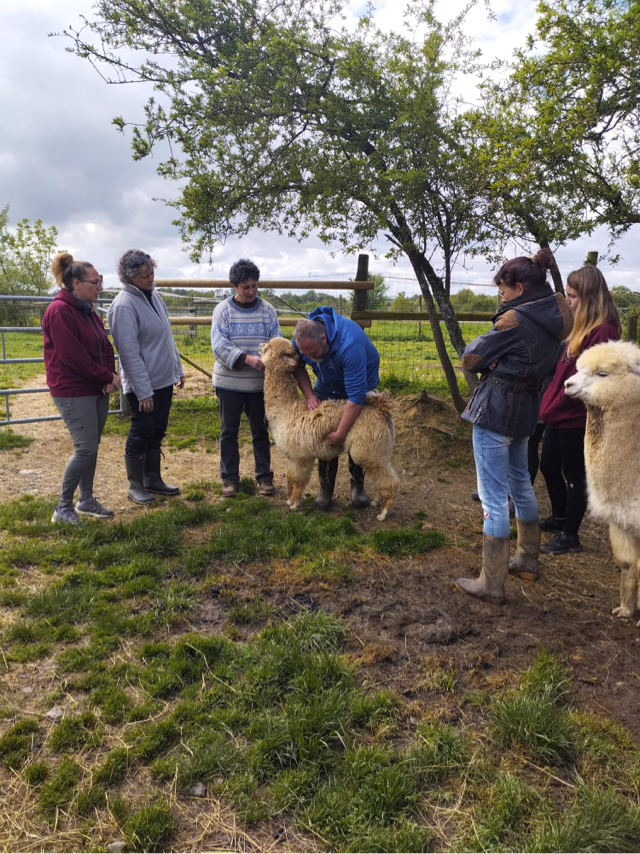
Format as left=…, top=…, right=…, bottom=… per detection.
left=107, top=250, right=185, bottom=504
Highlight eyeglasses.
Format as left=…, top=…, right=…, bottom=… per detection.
left=82, top=276, right=104, bottom=287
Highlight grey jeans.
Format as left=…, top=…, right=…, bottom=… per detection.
left=52, top=394, right=110, bottom=507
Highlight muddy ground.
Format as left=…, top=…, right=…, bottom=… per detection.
left=2, top=372, right=639, bottom=738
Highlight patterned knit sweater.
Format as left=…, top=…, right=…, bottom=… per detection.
left=210, top=296, right=282, bottom=392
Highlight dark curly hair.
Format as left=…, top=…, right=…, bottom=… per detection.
left=229, top=259, right=260, bottom=287
left=494, top=247, right=556, bottom=292
left=117, top=249, right=157, bottom=284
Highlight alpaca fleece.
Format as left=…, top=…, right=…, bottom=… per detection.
left=565, top=341, right=640, bottom=625
left=260, top=337, right=399, bottom=521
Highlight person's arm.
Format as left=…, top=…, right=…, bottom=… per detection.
left=294, top=365, right=320, bottom=410
left=327, top=401, right=363, bottom=446
left=46, top=309, right=115, bottom=384
left=108, top=303, right=154, bottom=400
left=460, top=316, right=523, bottom=374
left=210, top=306, right=246, bottom=369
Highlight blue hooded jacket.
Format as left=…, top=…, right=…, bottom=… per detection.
left=294, top=306, right=380, bottom=404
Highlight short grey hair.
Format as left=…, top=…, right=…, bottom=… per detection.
left=293, top=319, right=325, bottom=345
left=117, top=249, right=157, bottom=284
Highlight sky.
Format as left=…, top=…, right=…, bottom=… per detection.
left=1, top=0, right=639, bottom=298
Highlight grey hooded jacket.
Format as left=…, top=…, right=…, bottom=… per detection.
left=107, top=284, right=184, bottom=400
left=461, top=288, right=573, bottom=438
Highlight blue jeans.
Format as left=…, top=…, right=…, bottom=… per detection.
left=473, top=425, right=538, bottom=538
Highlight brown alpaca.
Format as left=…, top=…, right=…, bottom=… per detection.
left=259, top=337, right=399, bottom=521
left=565, top=341, right=640, bottom=625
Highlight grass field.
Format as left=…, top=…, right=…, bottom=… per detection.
left=1, top=488, right=640, bottom=852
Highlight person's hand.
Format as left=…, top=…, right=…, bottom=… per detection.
left=326, top=430, right=346, bottom=446
left=102, top=382, right=117, bottom=395
left=176, top=377, right=185, bottom=389
left=246, top=355, right=265, bottom=371
left=489, top=361, right=498, bottom=370
left=306, top=395, right=320, bottom=411
left=111, top=373, right=121, bottom=389
left=139, top=396, right=154, bottom=413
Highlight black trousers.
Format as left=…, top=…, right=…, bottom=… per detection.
left=125, top=385, right=173, bottom=458
left=528, top=422, right=546, bottom=484
left=539, top=425, right=588, bottom=536
left=216, top=388, right=272, bottom=484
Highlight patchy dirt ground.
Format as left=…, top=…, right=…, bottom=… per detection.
left=3, top=373, right=640, bottom=739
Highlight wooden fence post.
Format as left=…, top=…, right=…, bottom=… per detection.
left=353, top=254, right=369, bottom=312
left=626, top=314, right=638, bottom=343
left=586, top=251, right=599, bottom=266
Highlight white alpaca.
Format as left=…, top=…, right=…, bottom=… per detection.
left=565, top=340, right=640, bottom=625
left=259, top=337, right=399, bottom=521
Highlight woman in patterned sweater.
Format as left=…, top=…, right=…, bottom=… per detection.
left=210, top=259, right=282, bottom=497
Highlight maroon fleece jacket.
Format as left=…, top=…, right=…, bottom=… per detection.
left=540, top=322, right=620, bottom=429
left=42, top=289, right=116, bottom=397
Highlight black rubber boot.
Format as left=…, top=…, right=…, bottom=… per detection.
left=314, top=458, right=338, bottom=511
left=348, top=454, right=371, bottom=509
left=143, top=450, right=180, bottom=496
left=125, top=457, right=155, bottom=505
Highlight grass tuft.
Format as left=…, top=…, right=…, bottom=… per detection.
left=0, top=718, right=39, bottom=769
left=39, top=757, right=82, bottom=821
left=122, top=796, right=176, bottom=853
left=368, top=524, right=447, bottom=556
left=49, top=712, right=103, bottom=753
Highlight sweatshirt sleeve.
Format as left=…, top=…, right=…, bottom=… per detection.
left=45, top=308, right=114, bottom=384
left=210, top=305, right=244, bottom=369
left=341, top=342, right=369, bottom=405
left=108, top=303, right=154, bottom=400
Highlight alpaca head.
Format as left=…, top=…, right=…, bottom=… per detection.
left=565, top=340, right=640, bottom=409
left=259, top=337, right=299, bottom=372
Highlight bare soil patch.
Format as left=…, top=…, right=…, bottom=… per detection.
left=2, top=376, right=639, bottom=739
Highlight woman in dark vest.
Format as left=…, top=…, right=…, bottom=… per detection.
left=455, top=249, right=572, bottom=602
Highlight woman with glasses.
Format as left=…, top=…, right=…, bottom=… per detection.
left=455, top=249, right=573, bottom=602
left=538, top=266, right=620, bottom=555
left=108, top=249, right=185, bottom=505
left=42, top=252, right=120, bottom=524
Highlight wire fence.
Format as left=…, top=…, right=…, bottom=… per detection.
left=2, top=290, right=638, bottom=424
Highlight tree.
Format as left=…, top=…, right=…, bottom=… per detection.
left=0, top=205, right=59, bottom=324
left=390, top=291, right=417, bottom=312
left=478, top=0, right=640, bottom=282
left=62, top=0, right=514, bottom=411
left=349, top=274, right=389, bottom=311
left=0, top=205, right=59, bottom=296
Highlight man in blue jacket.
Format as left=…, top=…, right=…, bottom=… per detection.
left=293, top=306, right=380, bottom=510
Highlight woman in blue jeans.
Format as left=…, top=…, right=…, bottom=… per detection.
left=455, top=249, right=572, bottom=602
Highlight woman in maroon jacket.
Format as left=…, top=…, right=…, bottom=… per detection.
left=42, top=253, right=120, bottom=525
left=538, top=265, right=621, bottom=554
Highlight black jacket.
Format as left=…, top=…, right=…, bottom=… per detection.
left=460, top=289, right=573, bottom=438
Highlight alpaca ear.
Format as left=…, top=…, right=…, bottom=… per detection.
left=283, top=354, right=298, bottom=367
left=631, top=363, right=640, bottom=377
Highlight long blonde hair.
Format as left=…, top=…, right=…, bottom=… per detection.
left=565, top=266, right=620, bottom=358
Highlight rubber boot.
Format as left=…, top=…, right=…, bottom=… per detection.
left=348, top=454, right=371, bottom=509
left=455, top=534, right=509, bottom=603
left=314, top=458, right=338, bottom=510
left=125, top=456, right=155, bottom=505
left=508, top=518, right=541, bottom=581
left=143, top=449, right=180, bottom=496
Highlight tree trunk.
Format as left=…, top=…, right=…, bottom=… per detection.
left=408, top=252, right=466, bottom=413
left=416, top=252, right=478, bottom=392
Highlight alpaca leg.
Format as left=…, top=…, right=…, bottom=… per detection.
left=288, top=459, right=314, bottom=512
left=364, top=462, right=399, bottom=522
left=609, top=523, right=638, bottom=620
left=613, top=565, right=637, bottom=619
